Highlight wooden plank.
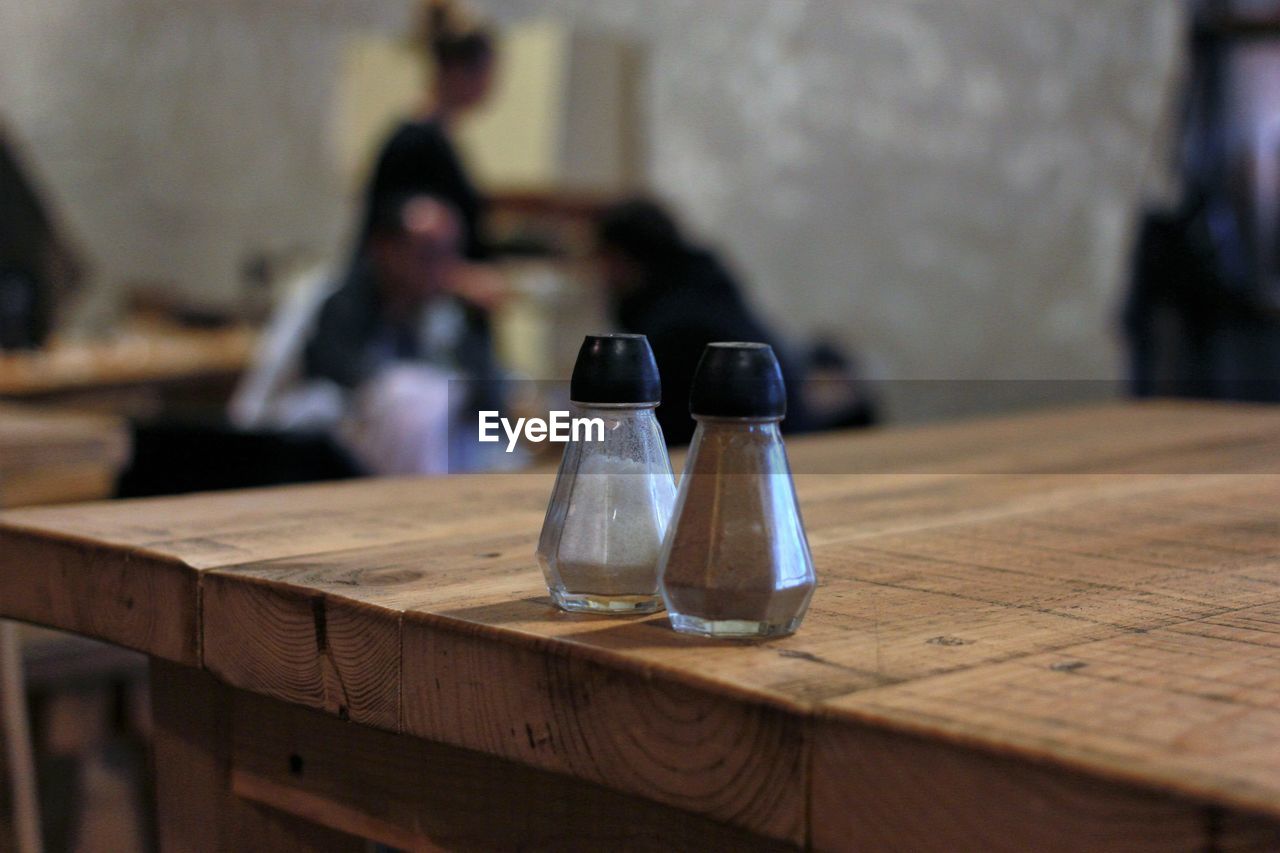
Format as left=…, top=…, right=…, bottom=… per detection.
left=0, top=527, right=198, bottom=663
left=821, top=622, right=1280, bottom=821
left=194, top=448, right=1250, bottom=737
left=199, top=522, right=545, bottom=729
left=810, top=719, right=1233, bottom=852
left=202, top=472, right=1270, bottom=715
left=0, top=404, right=128, bottom=509
left=5, top=399, right=1276, bottom=567
left=230, top=686, right=792, bottom=851
left=0, top=475, right=547, bottom=664
left=783, top=400, right=1280, bottom=476
left=401, top=609, right=810, bottom=845
left=149, top=660, right=362, bottom=853
left=810, top=473, right=1280, bottom=836
left=203, top=575, right=400, bottom=728
left=1, top=473, right=547, bottom=569
left=198, top=476, right=1197, bottom=723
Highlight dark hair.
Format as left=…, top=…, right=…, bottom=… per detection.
left=596, top=198, right=690, bottom=272
left=419, top=0, right=494, bottom=69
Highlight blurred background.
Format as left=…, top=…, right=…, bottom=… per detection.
left=2, top=0, right=1201, bottom=423
left=5, top=2, right=1280, bottom=849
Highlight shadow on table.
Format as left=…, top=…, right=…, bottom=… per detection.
left=436, top=597, right=767, bottom=651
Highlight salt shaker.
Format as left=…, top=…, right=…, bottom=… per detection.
left=537, top=334, right=677, bottom=613
left=658, top=342, right=816, bottom=637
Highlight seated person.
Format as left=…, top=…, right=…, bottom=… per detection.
left=303, top=193, right=504, bottom=474
left=596, top=199, right=811, bottom=445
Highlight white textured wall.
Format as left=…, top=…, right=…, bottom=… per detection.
left=487, top=0, right=1185, bottom=390
left=0, top=0, right=409, bottom=318
left=0, top=0, right=1184, bottom=412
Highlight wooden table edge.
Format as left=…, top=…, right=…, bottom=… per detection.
left=400, top=607, right=817, bottom=716
left=0, top=520, right=200, bottom=664
left=815, top=700, right=1280, bottom=824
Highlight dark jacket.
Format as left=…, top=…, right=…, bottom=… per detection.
left=615, top=249, right=807, bottom=445
left=303, top=258, right=497, bottom=402
left=362, top=119, right=488, bottom=261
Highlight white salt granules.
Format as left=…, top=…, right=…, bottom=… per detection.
left=552, top=454, right=677, bottom=595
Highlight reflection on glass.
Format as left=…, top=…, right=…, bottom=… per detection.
left=659, top=419, right=816, bottom=638
left=538, top=404, right=676, bottom=614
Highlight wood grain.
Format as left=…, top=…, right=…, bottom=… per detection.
left=0, top=526, right=198, bottom=663
left=231, top=685, right=793, bottom=851
left=811, top=720, right=1224, bottom=853
left=202, top=574, right=400, bottom=728
left=402, top=609, right=809, bottom=844
left=149, top=660, right=362, bottom=853
left=4, top=401, right=1280, bottom=847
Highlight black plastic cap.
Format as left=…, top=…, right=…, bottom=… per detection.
left=689, top=342, right=786, bottom=419
left=569, top=334, right=661, bottom=405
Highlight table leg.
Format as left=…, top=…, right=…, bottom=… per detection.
left=149, top=660, right=362, bottom=852
left=1, top=621, right=42, bottom=853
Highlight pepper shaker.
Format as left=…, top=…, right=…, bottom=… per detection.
left=537, top=334, right=677, bottom=613
left=658, top=342, right=816, bottom=637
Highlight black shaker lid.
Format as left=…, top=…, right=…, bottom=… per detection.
left=689, top=342, right=786, bottom=419
left=570, top=334, right=661, bottom=405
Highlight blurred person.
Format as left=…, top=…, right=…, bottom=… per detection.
left=0, top=124, right=84, bottom=349
left=595, top=199, right=813, bottom=445
left=304, top=193, right=502, bottom=473
left=1124, top=3, right=1280, bottom=401
left=349, top=0, right=506, bottom=429
left=362, top=0, right=497, bottom=261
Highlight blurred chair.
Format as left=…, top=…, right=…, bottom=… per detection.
left=20, top=628, right=151, bottom=853
left=2, top=622, right=42, bottom=853
left=229, top=264, right=344, bottom=432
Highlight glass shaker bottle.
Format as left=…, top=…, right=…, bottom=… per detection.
left=537, top=334, right=677, bottom=613
left=658, top=342, right=816, bottom=637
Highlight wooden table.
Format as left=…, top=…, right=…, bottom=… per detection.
left=0, top=404, right=130, bottom=509
left=0, top=323, right=255, bottom=417
left=1, top=401, right=1279, bottom=850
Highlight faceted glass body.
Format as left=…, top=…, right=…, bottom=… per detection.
left=537, top=404, right=676, bottom=613
left=658, top=418, right=816, bottom=637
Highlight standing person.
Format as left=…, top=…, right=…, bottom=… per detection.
left=362, top=0, right=497, bottom=262
left=595, top=199, right=810, bottom=445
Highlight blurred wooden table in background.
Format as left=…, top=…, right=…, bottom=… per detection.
left=0, top=404, right=129, bottom=509
left=0, top=323, right=255, bottom=418
left=2, top=401, right=1280, bottom=850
